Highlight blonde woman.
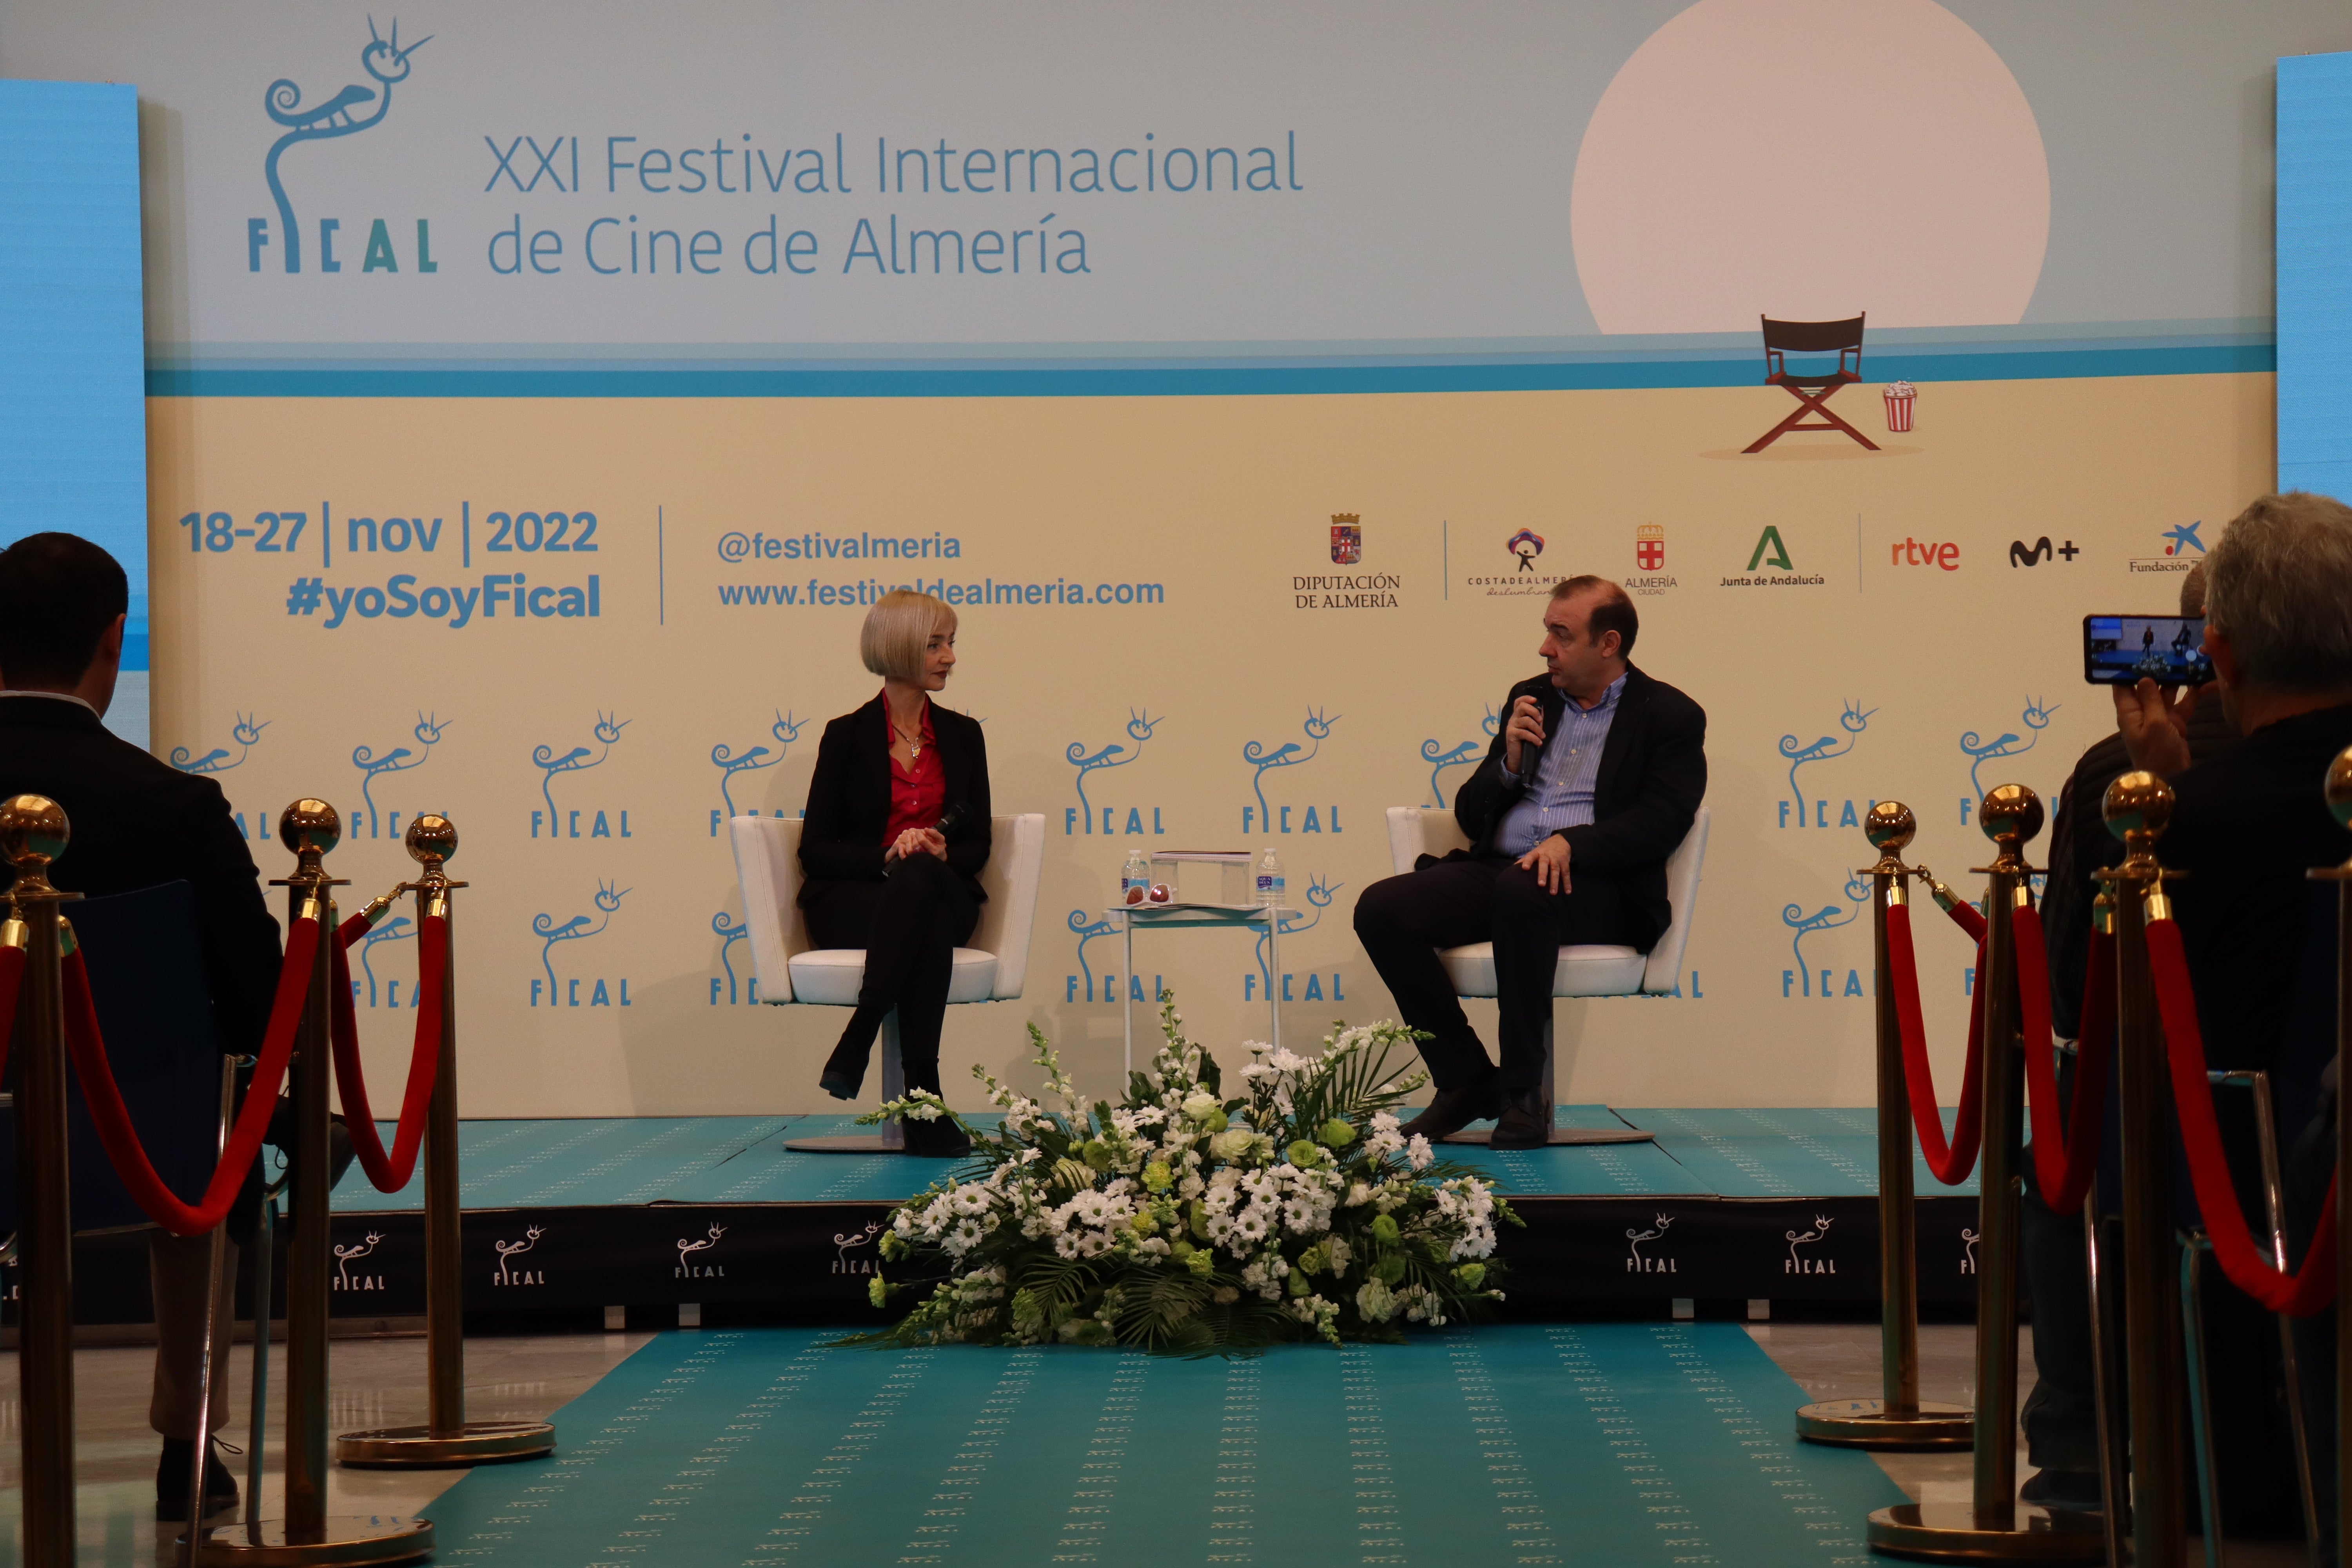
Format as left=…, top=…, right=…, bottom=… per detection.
left=798, top=590, right=990, bottom=1155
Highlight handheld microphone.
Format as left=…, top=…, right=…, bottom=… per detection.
left=889, top=799, right=967, bottom=875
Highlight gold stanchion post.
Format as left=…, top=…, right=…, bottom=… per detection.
left=339, top=815, right=554, bottom=1466
left=1798, top=802, right=1972, bottom=1448
left=2, top=794, right=81, bottom=1566
left=2308, top=748, right=2352, bottom=1568
left=1866, top=784, right=2103, bottom=1561
left=196, top=800, right=432, bottom=1566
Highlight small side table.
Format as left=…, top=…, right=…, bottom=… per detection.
left=1105, top=903, right=1294, bottom=1072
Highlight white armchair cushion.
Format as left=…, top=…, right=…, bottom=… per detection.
left=1436, top=942, right=1646, bottom=999
left=786, top=947, right=1001, bottom=1006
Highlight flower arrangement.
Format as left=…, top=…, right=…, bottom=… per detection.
left=848, top=993, right=1517, bottom=1353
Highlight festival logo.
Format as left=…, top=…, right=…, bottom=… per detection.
left=1240, top=707, right=1342, bottom=837
left=353, top=912, right=417, bottom=1009
left=832, top=1219, right=885, bottom=1277
left=1417, top=705, right=1497, bottom=808
left=1784, top=1215, right=1838, bottom=1276
left=170, top=712, right=269, bottom=775
left=532, top=710, right=630, bottom=842
left=1725, top=525, right=1825, bottom=588
left=710, top=710, right=805, bottom=834
left=1624, top=1213, right=1677, bottom=1275
left=253, top=18, right=437, bottom=276
left=530, top=878, right=630, bottom=1007
left=2008, top=537, right=2079, bottom=567
left=710, top=911, right=758, bottom=1005
left=1063, top=907, right=1158, bottom=1005
left=675, top=1222, right=728, bottom=1279
left=351, top=711, right=449, bottom=839
left=1782, top=874, right=1870, bottom=998
left=2129, top=521, right=2206, bottom=575
left=1958, top=696, right=2058, bottom=821
left=1777, top=700, right=1875, bottom=829
left=1065, top=708, right=1163, bottom=837
left=492, top=1225, right=546, bottom=1287
left=333, top=1231, right=387, bottom=1292
left=1330, top=514, right=1362, bottom=564
left=1960, top=1226, right=1980, bottom=1276
left=1247, top=872, right=1345, bottom=1004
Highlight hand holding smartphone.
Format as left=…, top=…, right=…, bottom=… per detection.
left=2083, top=614, right=2212, bottom=686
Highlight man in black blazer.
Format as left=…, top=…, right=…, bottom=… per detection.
left=0, top=532, right=281, bottom=1519
left=1354, top=577, right=1706, bottom=1148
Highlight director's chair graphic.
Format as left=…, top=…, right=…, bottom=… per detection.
left=1743, top=313, right=1878, bottom=454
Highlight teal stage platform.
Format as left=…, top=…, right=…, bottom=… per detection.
left=415, top=1321, right=1901, bottom=1568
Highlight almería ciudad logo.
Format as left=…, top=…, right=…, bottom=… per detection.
left=252, top=18, right=437, bottom=276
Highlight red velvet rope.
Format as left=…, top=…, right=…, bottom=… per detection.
left=58, top=916, right=321, bottom=1237
left=0, top=942, right=24, bottom=1085
left=1940, top=896, right=1988, bottom=943
left=2145, top=917, right=2337, bottom=1316
left=337, top=910, right=378, bottom=947
left=2011, top=907, right=2111, bottom=1213
left=327, top=912, right=446, bottom=1192
left=1885, top=900, right=1987, bottom=1184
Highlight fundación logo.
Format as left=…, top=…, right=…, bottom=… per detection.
left=1723, top=526, right=1824, bottom=588
left=2009, top=536, right=2079, bottom=568
left=2131, top=521, right=2205, bottom=575
left=1295, top=513, right=1400, bottom=610
left=251, top=18, right=439, bottom=276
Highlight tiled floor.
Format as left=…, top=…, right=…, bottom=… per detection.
left=0, top=1319, right=2314, bottom=1564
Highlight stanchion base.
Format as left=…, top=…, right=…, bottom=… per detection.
left=1865, top=1501, right=2105, bottom=1563
left=1795, top=1399, right=1973, bottom=1448
left=784, top=1135, right=906, bottom=1153
left=189, top=1514, right=433, bottom=1566
left=1441, top=1128, right=1656, bottom=1146
left=336, top=1419, right=555, bottom=1467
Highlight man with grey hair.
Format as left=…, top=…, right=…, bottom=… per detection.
left=2085, top=490, right=2352, bottom=1539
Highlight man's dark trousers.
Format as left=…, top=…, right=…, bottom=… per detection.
left=1353, top=856, right=1640, bottom=1091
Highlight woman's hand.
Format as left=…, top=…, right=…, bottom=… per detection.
left=887, top=827, right=949, bottom=862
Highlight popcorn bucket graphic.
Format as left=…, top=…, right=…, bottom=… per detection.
left=1883, top=381, right=1916, bottom=434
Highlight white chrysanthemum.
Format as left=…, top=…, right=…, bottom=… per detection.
left=1206, top=1211, right=1235, bottom=1243
left=1406, top=1134, right=1435, bottom=1171
left=1345, top=1182, right=1373, bottom=1207
left=1177, top=1173, right=1205, bottom=1199
left=945, top=1218, right=985, bottom=1255
left=1232, top=1210, right=1269, bottom=1244
left=1268, top=1047, right=1308, bottom=1074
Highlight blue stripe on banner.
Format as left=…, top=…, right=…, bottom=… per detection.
left=146, top=341, right=2275, bottom=399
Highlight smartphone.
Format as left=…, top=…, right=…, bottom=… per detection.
left=2083, top=614, right=2213, bottom=686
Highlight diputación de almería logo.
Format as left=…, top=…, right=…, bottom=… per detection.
left=252, top=18, right=437, bottom=275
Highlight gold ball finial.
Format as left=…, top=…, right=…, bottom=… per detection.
left=2102, top=771, right=2174, bottom=845
left=1977, top=783, right=2044, bottom=846
left=0, top=794, right=69, bottom=873
left=277, top=799, right=341, bottom=859
left=2326, top=747, right=2352, bottom=832
left=1863, top=800, right=1916, bottom=855
left=405, top=813, right=457, bottom=866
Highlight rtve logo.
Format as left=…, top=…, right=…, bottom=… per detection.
left=1889, top=535, right=1960, bottom=571
left=249, top=19, right=439, bottom=276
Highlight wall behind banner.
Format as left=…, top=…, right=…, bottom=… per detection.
left=5, top=0, right=2330, bottom=1114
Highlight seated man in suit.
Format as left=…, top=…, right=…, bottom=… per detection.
left=1353, top=576, right=1706, bottom=1148
left=0, top=532, right=283, bottom=1521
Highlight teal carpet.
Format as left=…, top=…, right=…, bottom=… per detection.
left=416, top=1323, right=1901, bottom=1566
left=1626, top=1107, right=1982, bottom=1198
left=330, top=1117, right=796, bottom=1211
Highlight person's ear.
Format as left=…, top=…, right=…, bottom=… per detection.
left=2205, top=624, right=2237, bottom=688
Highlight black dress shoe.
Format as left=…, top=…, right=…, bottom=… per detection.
left=1398, top=1077, right=1502, bottom=1142
left=1488, top=1086, right=1555, bottom=1150
left=903, top=1113, right=973, bottom=1158
left=156, top=1435, right=239, bottom=1522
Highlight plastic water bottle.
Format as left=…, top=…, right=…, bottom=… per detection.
left=1121, top=849, right=1151, bottom=905
left=1255, top=847, right=1285, bottom=908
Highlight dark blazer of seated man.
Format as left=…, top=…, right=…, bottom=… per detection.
left=1353, top=576, right=1706, bottom=1148
left=0, top=532, right=282, bottom=1520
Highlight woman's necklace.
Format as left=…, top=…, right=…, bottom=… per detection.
left=893, top=716, right=923, bottom=761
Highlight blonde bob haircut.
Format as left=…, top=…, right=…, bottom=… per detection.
left=860, top=589, right=957, bottom=682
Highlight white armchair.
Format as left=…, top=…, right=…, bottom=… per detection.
left=1381, top=804, right=1710, bottom=1145
left=729, top=813, right=1046, bottom=1152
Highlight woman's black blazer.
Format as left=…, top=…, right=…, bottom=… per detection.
left=797, top=693, right=992, bottom=906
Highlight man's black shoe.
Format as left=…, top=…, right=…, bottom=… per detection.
left=903, top=1113, right=974, bottom=1159
left=1488, top=1086, right=1555, bottom=1149
left=1398, top=1078, right=1502, bottom=1142
left=2018, top=1467, right=2104, bottom=1512
left=156, top=1435, right=239, bottom=1522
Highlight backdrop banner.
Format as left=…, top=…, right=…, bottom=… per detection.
left=2, top=0, right=2329, bottom=1115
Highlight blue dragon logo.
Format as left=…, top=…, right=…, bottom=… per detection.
left=1960, top=697, right=2059, bottom=806
left=532, top=879, right=628, bottom=999
left=1254, top=873, right=1343, bottom=990
left=170, top=712, right=269, bottom=775
left=1778, top=700, right=1875, bottom=804
left=353, top=914, right=415, bottom=1007
left=1242, top=708, right=1339, bottom=828
left=711, top=711, right=805, bottom=820
left=1781, top=873, right=1872, bottom=998
left=713, top=911, right=751, bottom=1004
left=263, top=17, right=430, bottom=273
left=1066, top=709, right=1161, bottom=833
left=352, top=711, right=448, bottom=839
left=1068, top=909, right=1120, bottom=1002
left=532, top=710, right=628, bottom=826
left=1416, top=705, right=1498, bottom=809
